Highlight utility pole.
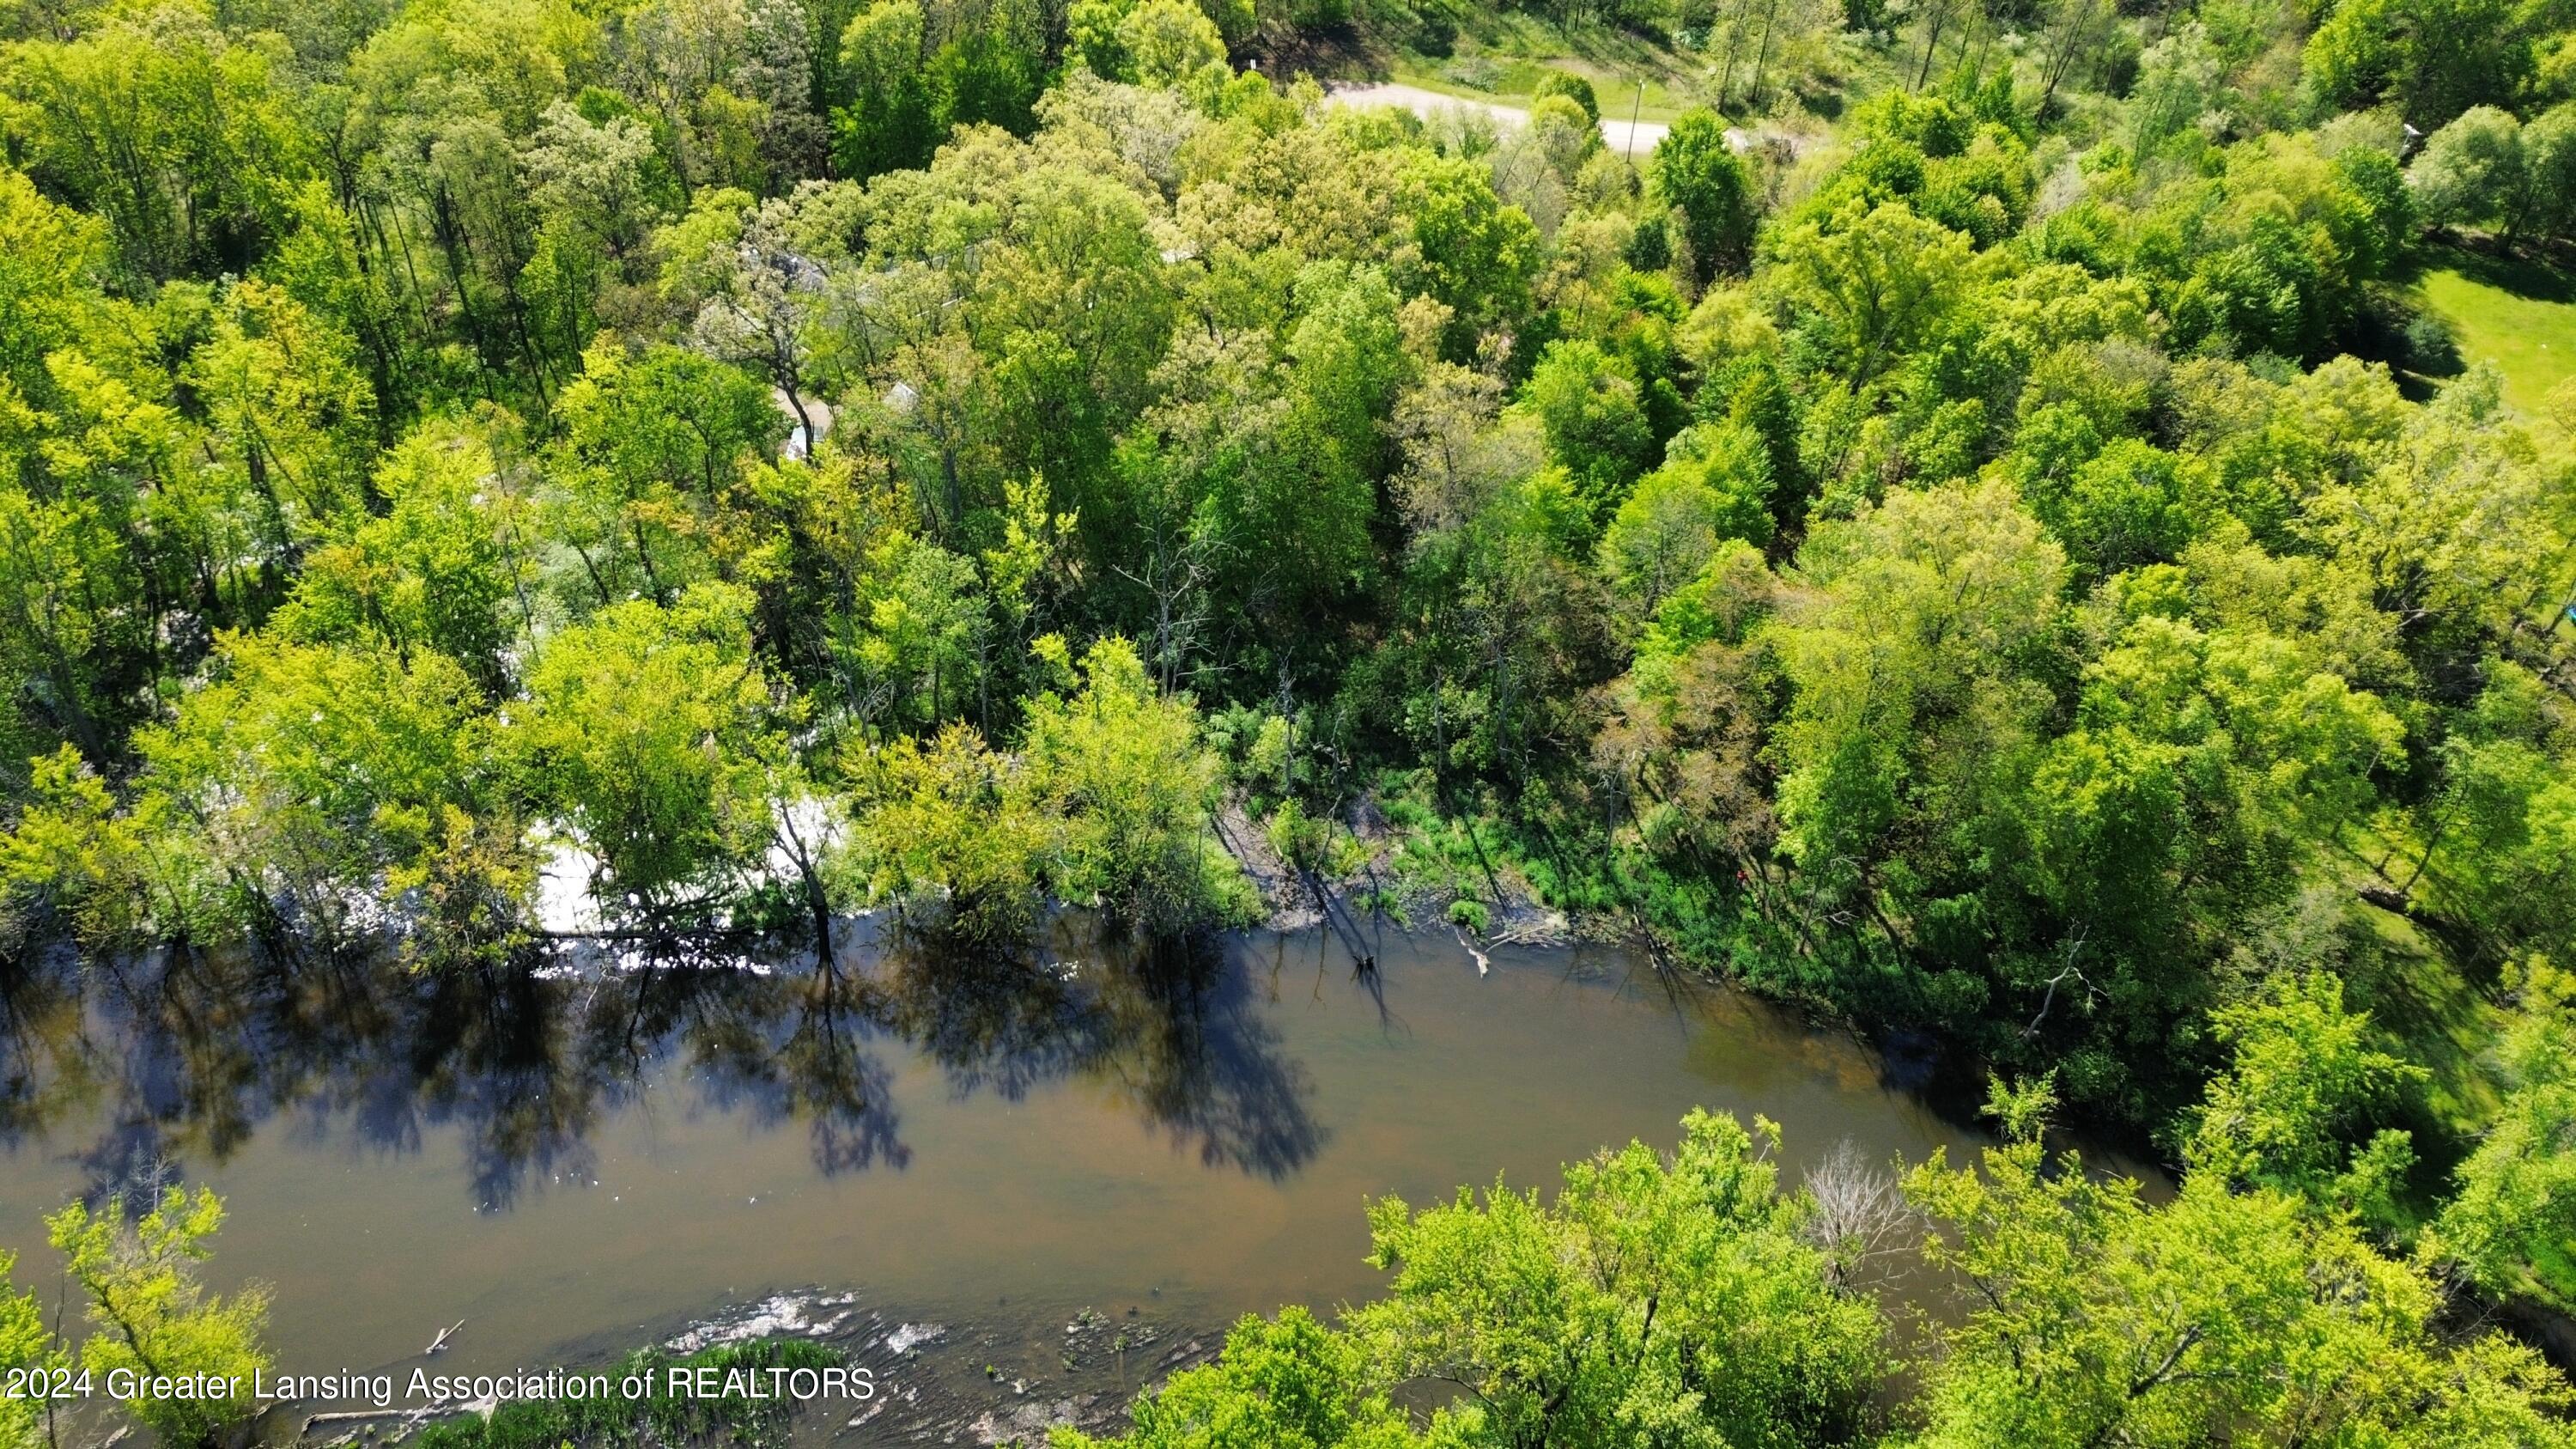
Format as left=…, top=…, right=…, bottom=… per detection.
left=1627, top=81, right=1644, bottom=161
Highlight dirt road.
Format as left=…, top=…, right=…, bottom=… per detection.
left=1321, top=80, right=1674, bottom=157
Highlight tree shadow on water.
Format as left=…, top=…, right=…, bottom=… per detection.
left=399, top=960, right=604, bottom=1209
left=657, top=960, right=911, bottom=1176
left=871, top=922, right=1328, bottom=1182
left=3, top=919, right=1321, bottom=1210
left=1087, top=933, right=1327, bottom=1182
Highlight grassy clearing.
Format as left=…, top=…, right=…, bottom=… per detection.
left=2411, top=247, right=2576, bottom=419
left=1390, top=7, right=1704, bottom=122
left=1388, top=58, right=1702, bottom=125
left=1334, top=0, right=1894, bottom=127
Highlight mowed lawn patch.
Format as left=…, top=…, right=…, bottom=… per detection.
left=2415, top=248, right=2576, bottom=417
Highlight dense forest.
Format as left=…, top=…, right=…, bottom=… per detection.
left=0, top=0, right=2573, bottom=1438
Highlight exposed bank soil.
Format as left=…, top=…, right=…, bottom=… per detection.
left=2494, top=1295, right=2576, bottom=1377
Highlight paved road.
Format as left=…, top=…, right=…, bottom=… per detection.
left=1322, top=80, right=1674, bottom=157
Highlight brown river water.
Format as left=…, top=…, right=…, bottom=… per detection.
left=0, top=921, right=1998, bottom=1440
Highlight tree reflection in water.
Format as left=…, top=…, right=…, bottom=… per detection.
left=0, top=914, right=1325, bottom=1207
left=875, top=921, right=1327, bottom=1180
left=1078, top=932, right=1326, bottom=1180
left=669, top=959, right=909, bottom=1176
left=0, top=955, right=99, bottom=1148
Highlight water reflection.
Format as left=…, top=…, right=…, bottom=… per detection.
left=680, top=966, right=909, bottom=1177
left=878, top=945, right=1109, bottom=1104
left=1083, top=936, right=1325, bottom=1179
left=0, top=917, right=1327, bottom=1210
left=873, top=927, right=1326, bottom=1178
left=0, top=959, right=100, bottom=1145
left=1, top=918, right=2026, bottom=1391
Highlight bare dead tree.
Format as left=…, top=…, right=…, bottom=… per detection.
left=1801, top=1139, right=1922, bottom=1289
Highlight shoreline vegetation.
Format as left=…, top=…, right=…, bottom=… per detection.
left=0, top=0, right=2573, bottom=1436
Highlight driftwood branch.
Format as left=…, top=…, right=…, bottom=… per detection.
left=301, top=1411, right=406, bottom=1431
left=1450, top=923, right=1491, bottom=977
left=299, top=1407, right=479, bottom=1437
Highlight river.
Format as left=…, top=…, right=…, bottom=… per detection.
left=0, top=921, right=1995, bottom=1441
